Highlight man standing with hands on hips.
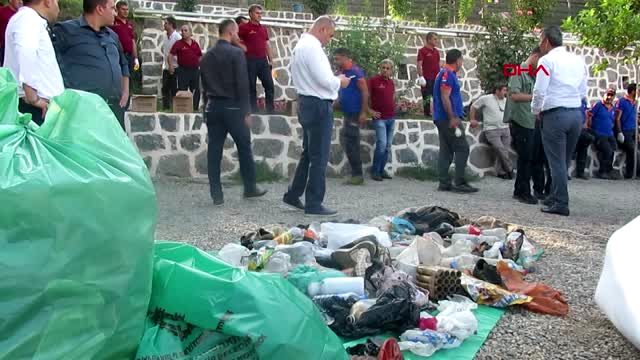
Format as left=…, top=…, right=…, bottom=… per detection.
left=283, top=16, right=351, bottom=216
left=531, top=25, right=588, bottom=216
left=200, top=19, right=267, bottom=206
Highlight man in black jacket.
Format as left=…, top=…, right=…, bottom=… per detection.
left=200, top=19, right=267, bottom=205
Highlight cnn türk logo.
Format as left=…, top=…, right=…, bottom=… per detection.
left=503, top=64, right=550, bottom=77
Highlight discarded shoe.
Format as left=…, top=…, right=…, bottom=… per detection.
left=473, top=259, right=503, bottom=286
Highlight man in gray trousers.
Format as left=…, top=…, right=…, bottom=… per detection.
left=531, top=26, right=588, bottom=216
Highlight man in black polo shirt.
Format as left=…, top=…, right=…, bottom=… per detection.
left=53, top=0, right=129, bottom=130
left=200, top=19, right=267, bottom=206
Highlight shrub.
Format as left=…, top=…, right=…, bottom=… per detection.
left=471, top=15, right=537, bottom=94
left=58, top=0, right=83, bottom=21
left=326, top=16, right=406, bottom=79
left=175, top=0, right=197, bottom=12
left=304, top=0, right=335, bottom=16
left=230, top=160, right=283, bottom=183
left=388, top=0, right=412, bottom=20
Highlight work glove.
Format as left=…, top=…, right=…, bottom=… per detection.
left=416, top=76, right=427, bottom=87
left=134, top=58, right=140, bottom=71
left=617, top=132, right=625, bottom=144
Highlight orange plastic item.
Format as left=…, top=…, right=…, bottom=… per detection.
left=377, top=338, right=403, bottom=360
left=496, top=261, right=569, bottom=317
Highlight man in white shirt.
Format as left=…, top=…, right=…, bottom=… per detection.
left=531, top=25, right=588, bottom=217
left=4, top=0, right=63, bottom=125
left=470, top=84, right=513, bottom=179
left=283, top=16, right=351, bottom=216
left=161, top=15, right=180, bottom=110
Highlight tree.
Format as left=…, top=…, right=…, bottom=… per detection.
left=303, top=0, right=335, bottom=16
left=471, top=15, right=537, bottom=93
left=327, top=16, right=406, bottom=78
left=563, top=0, right=640, bottom=72
left=388, top=0, right=412, bottom=20
left=511, top=0, right=555, bottom=29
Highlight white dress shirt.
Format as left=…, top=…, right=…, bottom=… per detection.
left=161, top=30, right=181, bottom=71
left=3, top=7, right=64, bottom=100
left=531, top=46, right=588, bottom=115
left=291, top=33, right=341, bottom=100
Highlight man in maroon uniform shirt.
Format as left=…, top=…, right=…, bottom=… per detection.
left=110, top=1, right=137, bottom=73
left=417, top=32, right=442, bottom=118
left=0, top=0, right=22, bottom=65
left=239, top=4, right=275, bottom=113
left=368, top=59, right=396, bottom=181
left=169, top=24, right=202, bottom=111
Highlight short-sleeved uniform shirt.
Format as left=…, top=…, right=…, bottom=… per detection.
left=433, top=65, right=464, bottom=122
left=110, top=17, right=135, bottom=55
left=170, top=39, right=202, bottom=68
left=53, top=16, right=130, bottom=100
left=238, top=22, right=269, bottom=60
left=338, top=63, right=366, bottom=114
left=417, top=46, right=440, bottom=80
left=616, top=96, right=637, bottom=132
left=368, top=74, right=395, bottom=120
left=0, top=5, right=17, bottom=49
left=590, top=101, right=616, bottom=137
left=506, top=64, right=535, bottom=129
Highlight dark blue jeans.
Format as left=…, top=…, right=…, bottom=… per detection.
left=372, top=119, right=395, bottom=176
left=247, top=58, right=275, bottom=113
left=340, top=112, right=363, bottom=177
left=285, top=95, right=333, bottom=211
left=206, top=99, right=257, bottom=198
left=540, top=107, right=582, bottom=208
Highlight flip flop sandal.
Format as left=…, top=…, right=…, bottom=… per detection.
left=332, top=240, right=377, bottom=270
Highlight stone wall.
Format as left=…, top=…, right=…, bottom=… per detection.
left=126, top=112, right=626, bottom=179
left=134, top=1, right=638, bottom=108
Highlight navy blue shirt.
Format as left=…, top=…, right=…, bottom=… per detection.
left=616, top=96, right=637, bottom=132
left=338, top=64, right=365, bottom=114
left=581, top=98, right=588, bottom=124
left=433, top=66, right=464, bottom=122
left=590, top=101, right=616, bottom=137
left=53, top=16, right=129, bottom=100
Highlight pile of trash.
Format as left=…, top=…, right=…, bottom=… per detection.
left=216, top=205, right=569, bottom=358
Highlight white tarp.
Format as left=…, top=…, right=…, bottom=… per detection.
left=595, top=215, right=640, bottom=350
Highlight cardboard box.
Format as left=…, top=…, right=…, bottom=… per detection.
left=173, top=91, right=194, bottom=113
left=130, top=95, right=157, bottom=112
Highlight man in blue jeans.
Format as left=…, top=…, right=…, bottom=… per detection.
left=532, top=26, right=588, bottom=216
left=283, top=16, right=351, bottom=216
left=368, top=59, right=396, bottom=181
left=433, top=49, right=479, bottom=193
left=334, top=47, right=369, bottom=185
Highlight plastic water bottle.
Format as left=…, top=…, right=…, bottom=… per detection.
left=481, top=228, right=507, bottom=240
left=307, top=277, right=365, bottom=297
left=451, top=234, right=501, bottom=246
left=274, top=227, right=304, bottom=245
left=440, top=254, right=479, bottom=271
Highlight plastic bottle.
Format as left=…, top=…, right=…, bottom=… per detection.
left=440, top=254, right=479, bottom=271
left=307, top=277, right=365, bottom=297
left=347, top=299, right=377, bottom=323
left=481, top=228, right=507, bottom=240
left=274, top=227, right=304, bottom=245
left=453, top=225, right=473, bottom=234
left=442, top=239, right=475, bottom=257
left=451, top=234, right=501, bottom=246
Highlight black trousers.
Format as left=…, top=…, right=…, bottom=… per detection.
left=162, top=69, right=178, bottom=109
left=177, top=66, right=200, bottom=111
left=18, top=99, right=44, bottom=126
left=106, top=97, right=126, bottom=131
left=340, top=112, right=363, bottom=177
left=574, top=129, right=595, bottom=176
left=421, top=79, right=435, bottom=117
left=512, top=122, right=535, bottom=197
left=206, top=99, right=257, bottom=198
left=595, top=135, right=617, bottom=175
left=436, top=120, right=470, bottom=186
left=247, top=58, right=274, bottom=113
left=532, top=124, right=551, bottom=195
left=620, top=130, right=639, bottom=178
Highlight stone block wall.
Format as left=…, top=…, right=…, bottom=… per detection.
left=134, top=1, right=638, bottom=108
left=126, top=112, right=625, bottom=179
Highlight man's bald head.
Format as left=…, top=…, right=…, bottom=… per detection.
left=309, top=15, right=336, bottom=46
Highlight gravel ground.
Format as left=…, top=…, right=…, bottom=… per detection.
left=154, top=175, right=640, bottom=359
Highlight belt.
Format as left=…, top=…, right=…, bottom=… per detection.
left=540, top=107, right=581, bottom=116
left=299, top=94, right=333, bottom=103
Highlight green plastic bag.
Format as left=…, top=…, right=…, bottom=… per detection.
left=0, top=69, right=156, bottom=359
left=136, top=241, right=349, bottom=360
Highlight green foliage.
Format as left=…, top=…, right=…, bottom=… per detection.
left=175, top=0, right=197, bottom=12
left=264, top=0, right=282, bottom=10
left=511, top=0, right=555, bottom=29
left=396, top=163, right=480, bottom=182
left=457, top=0, right=475, bottom=24
left=58, top=0, right=83, bottom=21
left=333, top=0, right=348, bottom=15
left=564, top=0, right=640, bottom=72
left=327, top=16, right=406, bottom=79
left=303, top=0, right=335, bottom=16
left=230, top=160, right=283, bottom=183
left=388, top=0, right=412, bottom=20
left=471, top=15, right=537, bottom=93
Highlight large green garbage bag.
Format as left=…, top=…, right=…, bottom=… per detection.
left=135, top=241, right=349, bottom=360
left=0, top=69, right=156, bottom=359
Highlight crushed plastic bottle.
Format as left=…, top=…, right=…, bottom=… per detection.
left=440, top=254, right=479, bottom=271
left=274, top=227, right=304, bottom=245
left=451, top=233, right=501, bottom=246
